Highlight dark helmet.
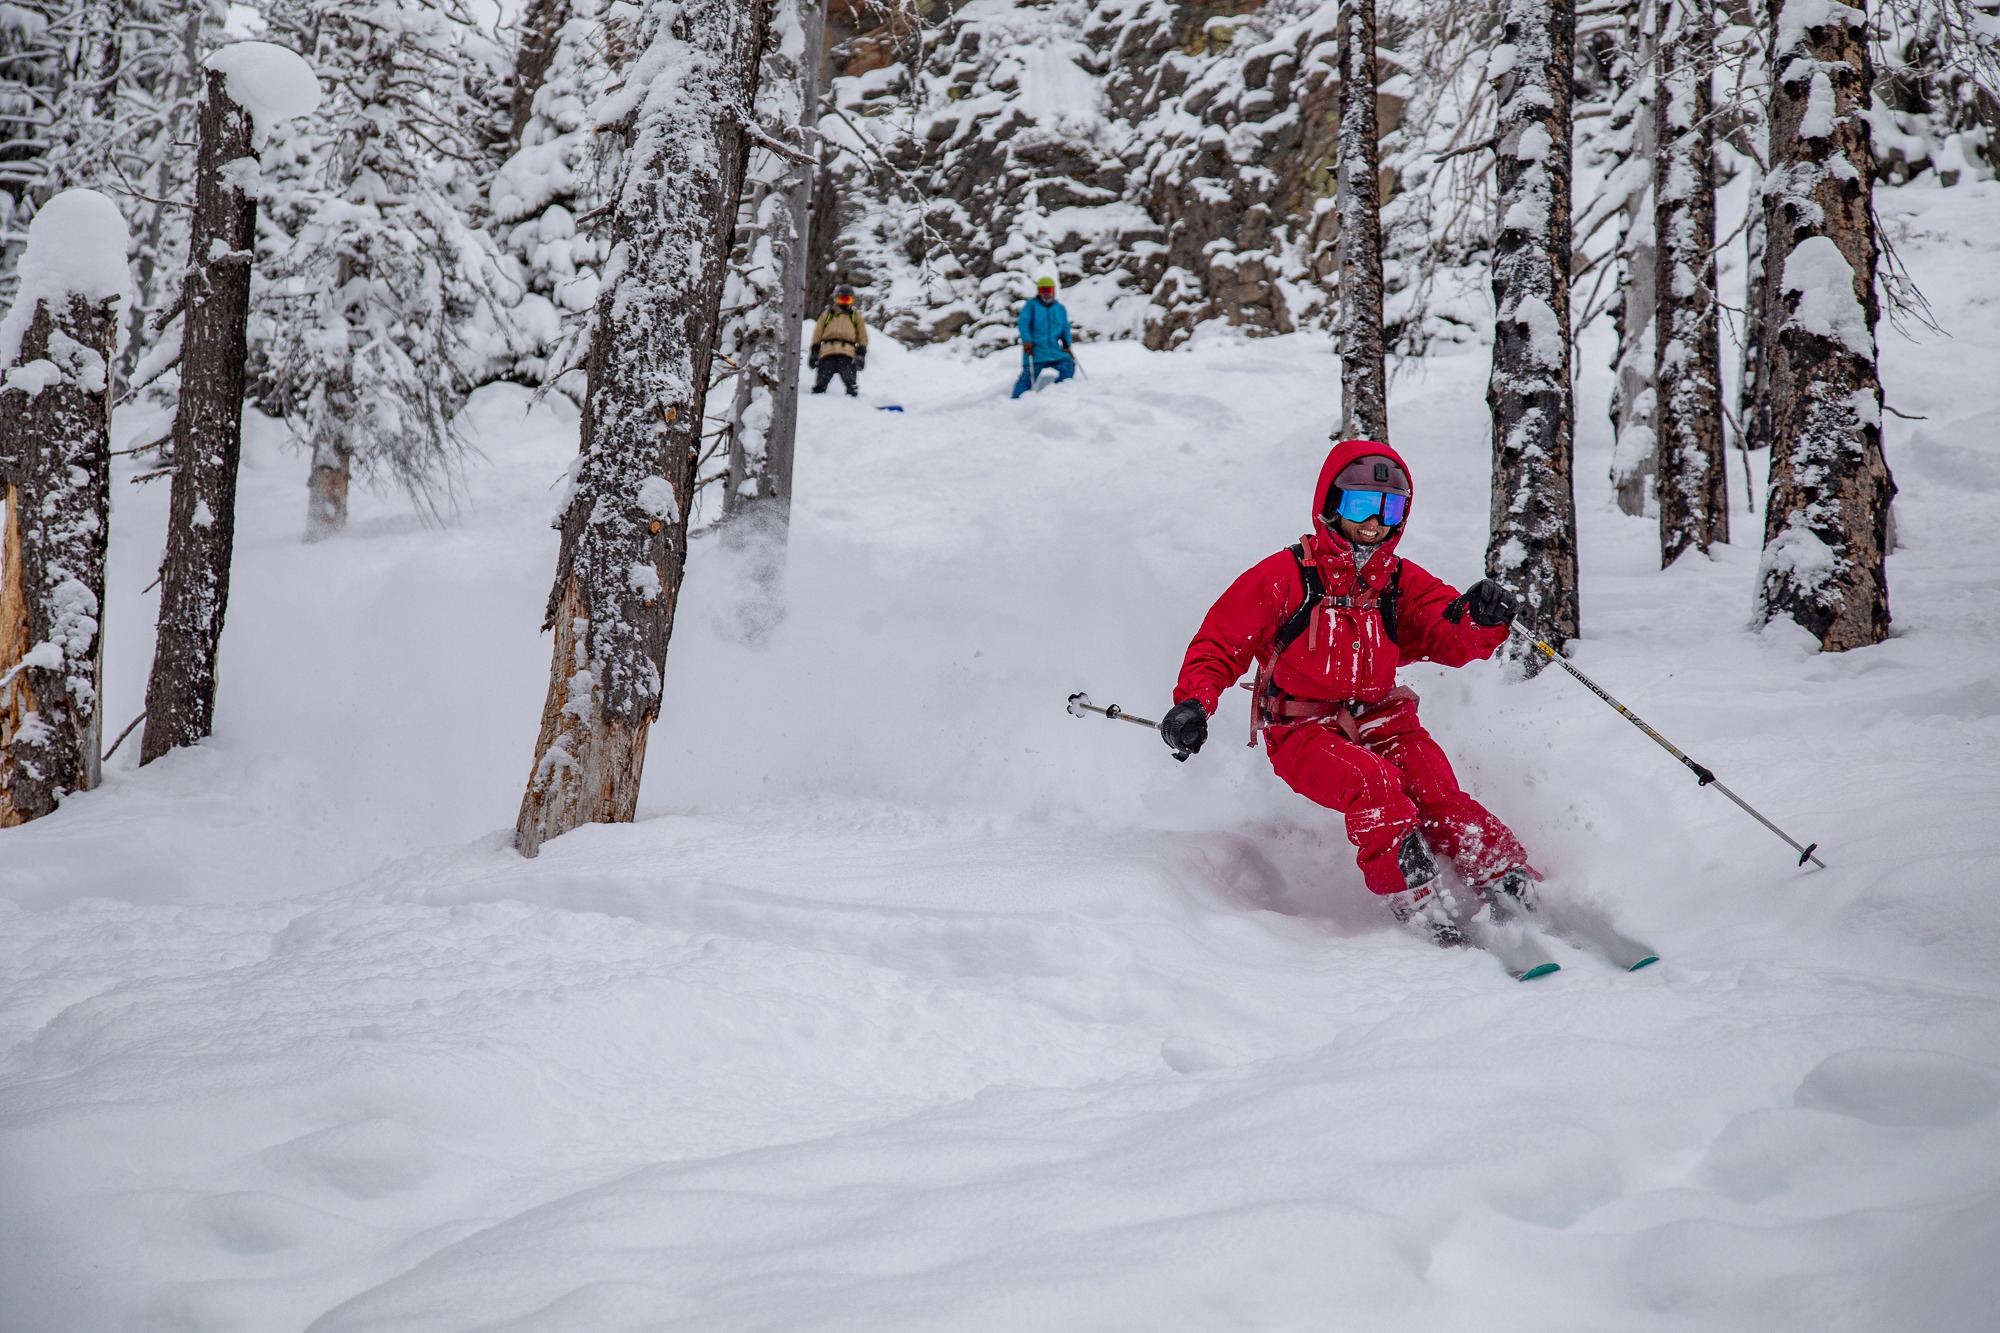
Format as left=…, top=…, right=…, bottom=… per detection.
left=1330, top=453, right=1411, bottom=496
left=834, top=283, right=856, bottom=304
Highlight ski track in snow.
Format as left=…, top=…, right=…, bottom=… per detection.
left=5, top=181, right=2000, bottom=1330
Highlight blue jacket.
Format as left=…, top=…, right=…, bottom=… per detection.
left=1018, top=297, right=1072, bottom=363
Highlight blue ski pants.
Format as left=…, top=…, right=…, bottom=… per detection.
left=1012, top=356, right=1075, bottom=398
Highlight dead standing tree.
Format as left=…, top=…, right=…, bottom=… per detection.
left=514, top=0, right=773, bottom=857
left=1755, top=0, right=1894, bottom=650
left=1486, top=0, right=1580, bottom=657
left=0, top=191, right=126, bottom=825
left=1652, top=0, right=1727, bottom=563
left=1334, top=0, right=1388, bottom=442
left=141, top=48, right=319, bottom=763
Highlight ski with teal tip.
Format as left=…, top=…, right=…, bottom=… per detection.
left=1462, top=916, right=1562, bottom=982
left=1523, top=896, right=1659, bottom=972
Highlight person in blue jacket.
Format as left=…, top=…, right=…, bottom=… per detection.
left=1012, top=277, right=1075, bottom=398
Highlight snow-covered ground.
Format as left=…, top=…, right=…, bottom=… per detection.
left=5, top=180, right=2000, bottom=1331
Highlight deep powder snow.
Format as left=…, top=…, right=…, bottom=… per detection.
left=2, top=182, right=1999, bottom=1331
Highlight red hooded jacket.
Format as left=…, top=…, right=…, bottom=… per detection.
left=1173, top=440, right=1508, bottom=715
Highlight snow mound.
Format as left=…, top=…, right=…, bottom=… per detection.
left=204, top=41, right=322, bottom=142
left=0, top=188, right=130, bottom=368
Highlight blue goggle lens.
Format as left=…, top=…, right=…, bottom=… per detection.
left=1333, top=489, right=1408, bottom=526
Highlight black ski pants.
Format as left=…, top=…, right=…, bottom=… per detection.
left=812, top=354, right=858, bottom=397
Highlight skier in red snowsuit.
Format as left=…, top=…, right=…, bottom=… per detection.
left=1160, top=439, right=1537, bottom=946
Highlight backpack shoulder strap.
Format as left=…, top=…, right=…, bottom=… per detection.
left=1271, top=543, right=1325, bottom=659
left=1379, top=560, right=1405, bottom=645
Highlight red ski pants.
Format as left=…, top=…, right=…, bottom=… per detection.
left=1265, top=700, right=1528, bottom=896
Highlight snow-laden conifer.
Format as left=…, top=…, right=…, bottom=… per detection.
left=249, top=0, right=519, bottom=540
left=488, top=0, right=630, bottom=390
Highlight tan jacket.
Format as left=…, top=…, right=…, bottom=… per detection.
left=812, top=306, right=868, bottom=358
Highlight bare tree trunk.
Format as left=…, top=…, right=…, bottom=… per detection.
left=515, top=0, right=773, bottom=857
left=758, top=0, right=823, bottom=519
left=1652, top=0, right=1727, bottom=564
left=140, top=69, right=256, bottom=764
left=0, top=290, right=119, bottom=824
left=1609, top=5, right=1657, bottom=516
left=1334, top=0, right=1387, bottom=442
left=717, top=0, right=822, bottom=645
left=1738, top=152, right=1774, bottom=456
left=1487, top=0, right=1580, bottom=658
left=304, top=366, right=355, bottom=542
left=306, top=448, right=352, bottom=541
left=1756, top=0, right=1893, bottom=651
left=508, top=0, right=572, bottom=152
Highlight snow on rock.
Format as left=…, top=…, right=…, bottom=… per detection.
left=1782, top=235, right=1874, bottom=357
left=203, top=41, right=322, bottom=143
left=0, top=188, right=130, bottom=368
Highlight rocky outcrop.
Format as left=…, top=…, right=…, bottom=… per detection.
left=815, top=0, right=1405, bottom=351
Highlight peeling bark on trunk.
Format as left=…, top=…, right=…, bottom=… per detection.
left=508, top=0, right=572, bottom=153
left=1652, top=0, right=1727, bottom=564
left=1756, top=0, right=1893, bottom=651
left=139, top=70, right=257, bottom=764
left=1487, top=0, right=1580, bottom=660
left=1334, top=0, right=1387, bottom=443
left=515, top=0, right=772, bottom=857
left=0, top=294, right=118, bottom=825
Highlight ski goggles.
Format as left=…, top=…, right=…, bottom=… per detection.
left=1331, top=488, right=1409, bottom=526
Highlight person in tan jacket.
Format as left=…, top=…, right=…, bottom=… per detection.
left=809, top=284, right=868, bottom=397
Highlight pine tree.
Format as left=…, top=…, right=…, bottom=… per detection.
left=250, top=0, right=517, bottom=540
left=515, top=0, right=773, bottom=857
left=488, top=0, right=629, bottom=390
left=0, top=189, right=125, bottom=822
left=1486, top=0, right=1580, bottom=656
left=1652, top=0, right=1727, bottom=562
left=1756, top=0, right=1894, bottom=649
left=1334, top=0, right=1388, bottom=442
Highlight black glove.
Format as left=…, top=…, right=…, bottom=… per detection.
left=808, top=350, right=819, bottom=369
left=855, top=347, right=867, bottom=369
left=1160, top=700, right=1208, bottom=761
left=1444, top=579, right=1519, bottom=628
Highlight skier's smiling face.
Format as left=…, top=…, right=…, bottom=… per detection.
left=1337, top=511, right=1392, bottom=544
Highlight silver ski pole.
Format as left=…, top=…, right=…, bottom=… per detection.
left=1509, top=623, right=1825, bottom=869
left=1066, top=691, right=1160, bottom=730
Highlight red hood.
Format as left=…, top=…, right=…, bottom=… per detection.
left=1307, top=438, right=1413, bottom=594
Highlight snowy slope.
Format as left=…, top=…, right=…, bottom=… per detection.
left=4, top=180, right=2000, bottom=1331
